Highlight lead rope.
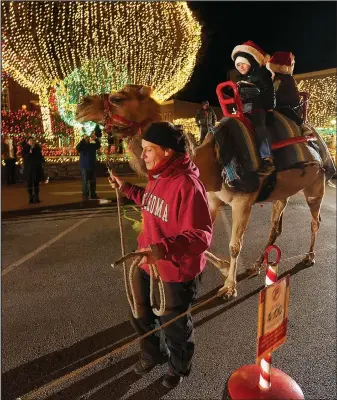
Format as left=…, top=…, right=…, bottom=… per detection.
left=114, top=184, right=139, bottom=317
left=113, top=177, right=166, bottom=318
left=149, top=263, right=166, bottom=316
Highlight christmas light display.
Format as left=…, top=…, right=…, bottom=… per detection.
left=1, top=110, right=45, bottom=140
left=42, top=154, right=129, bottom=164
left=55, top=59, right=129, bottom=133
left=297, top=76, right=336, bottom=129
left=2, top=2, right=202, bottom=103
left=1, top=70, right=9, bottom=91
left=41, top=106, right=53, bottom=138
left=173, top=118, right=200, bottom=142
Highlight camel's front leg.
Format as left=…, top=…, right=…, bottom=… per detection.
left=219, top=201, right=252, bottom=299
left=251, top=199, right=289, bottom=274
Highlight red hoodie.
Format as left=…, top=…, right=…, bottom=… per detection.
left=121, top=154, right=213, bottom=282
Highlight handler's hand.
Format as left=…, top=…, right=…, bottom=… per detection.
left=108, top=170, right=124, bottom=190
left=137, top=245, right=166, bottom=266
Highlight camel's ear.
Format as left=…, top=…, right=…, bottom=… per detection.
left=124, top=84, right=153, bottom=99
left=138, top=86, right=153, bottom=98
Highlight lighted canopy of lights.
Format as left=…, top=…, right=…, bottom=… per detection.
left=173, top=118, right=200, bottom=142
left=1, top=1, right=202, bottom=103
left=55, top=59, right=129, bottom=133
left=297, top=76, right=336, bottom=129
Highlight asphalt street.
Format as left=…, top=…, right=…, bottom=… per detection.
left=1, top=184, right=336, bottom=400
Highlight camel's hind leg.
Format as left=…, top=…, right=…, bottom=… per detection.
left=251, top=199, right=289, bottom=273
left=301, top=173, right=325, bottom=266
left=219, top=200, right=253, bottom=299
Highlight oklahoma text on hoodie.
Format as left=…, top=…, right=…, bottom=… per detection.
left=121, top=154, right=213, bottom=282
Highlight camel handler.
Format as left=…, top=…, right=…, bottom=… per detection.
left=108, top=122, right=213, bottom=389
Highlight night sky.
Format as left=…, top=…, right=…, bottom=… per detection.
left=176, top=1, right=336, bottom=105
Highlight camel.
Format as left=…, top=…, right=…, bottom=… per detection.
left=76, top=84, right=334, bottom=299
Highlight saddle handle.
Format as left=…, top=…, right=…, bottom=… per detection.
left=299, top=91, right=310, bottom=123
left=216, top=81, right=245, bottom=122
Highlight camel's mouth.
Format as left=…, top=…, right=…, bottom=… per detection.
left=75, top=113, right=87, bottom=124
left=75, top=106, right=92, bottom=124
left=105, top=113, right=141, bottom=136
left=108, top=113, right=134, bottom=128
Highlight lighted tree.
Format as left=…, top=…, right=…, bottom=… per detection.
left=297, top=76, right=336, bottom=129
left=55, top=59, right=129, bottom=132
left=1, top=2, right=202, bottom=103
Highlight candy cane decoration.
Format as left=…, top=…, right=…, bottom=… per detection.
left=259, top=245, right=281, bottom=391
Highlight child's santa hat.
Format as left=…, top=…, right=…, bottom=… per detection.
left=231, top=40, right=270, bottom=67
left=266, top=51, right=295, bottom=75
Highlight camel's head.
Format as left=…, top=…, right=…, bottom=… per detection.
left=75, top=84, right=162, bottom=136
left=75, top=94, right=105, bottom=126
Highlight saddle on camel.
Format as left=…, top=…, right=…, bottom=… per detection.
left=76, top=82, right=335, bottom=300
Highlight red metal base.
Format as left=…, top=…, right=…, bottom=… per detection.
left=226, top=364, right=304, bottom=399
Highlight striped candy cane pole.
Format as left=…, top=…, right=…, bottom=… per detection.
left=259, top=245, right=281, bottom=391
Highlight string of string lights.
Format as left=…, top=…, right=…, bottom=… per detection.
left=2, top=1, right=202, bottom=104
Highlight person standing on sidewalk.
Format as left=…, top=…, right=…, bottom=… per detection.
left=21, top=136, right=44, bottom=204
left=76, top=132, right=101, bottom=201
left=195, top=100, right=217, bottom=144
left=108, top=122, right=213, bottom=389
left=2, top=135, right=18, bottom=185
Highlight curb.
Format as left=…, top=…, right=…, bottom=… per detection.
left=1, top=197, right=135, bottom=219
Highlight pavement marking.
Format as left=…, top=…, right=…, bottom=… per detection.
left=1, top=210, right=101, bottom=277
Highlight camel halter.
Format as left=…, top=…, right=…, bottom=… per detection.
left=107, top=165, right=166, bottom=318
left=103, top=94, right=152, bottom=137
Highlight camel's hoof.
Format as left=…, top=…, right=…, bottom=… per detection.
left=218, top=286, right=237, bottom=300
left=302, top=255, right=315, bottom=267
left=246, top=266, right=261, bottom=277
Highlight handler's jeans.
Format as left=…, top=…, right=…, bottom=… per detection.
left=130, top=268, right=199, bottom=377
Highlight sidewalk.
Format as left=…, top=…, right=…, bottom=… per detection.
left=1, top=175, right=147, bottom=218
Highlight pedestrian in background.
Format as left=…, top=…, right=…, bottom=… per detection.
left=76, top=131, right=101, bottom=201
left=2, top=135, right=18, bottom=185
left=195, top=100, right=217, bottom=144
left=21, top=136, right=44, bottom=203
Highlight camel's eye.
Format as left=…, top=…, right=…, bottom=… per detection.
left=109, top=97, right=125, bottom=104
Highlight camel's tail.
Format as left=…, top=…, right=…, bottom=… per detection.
left=309, top=127, right=336, bottom=183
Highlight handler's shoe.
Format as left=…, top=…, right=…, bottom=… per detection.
left=133, top=355, right=166, bottom=376
left=162, top=368, right=184, bottom=389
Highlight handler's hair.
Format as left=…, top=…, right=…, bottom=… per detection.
left=159, top=124, right=195, bottom=158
